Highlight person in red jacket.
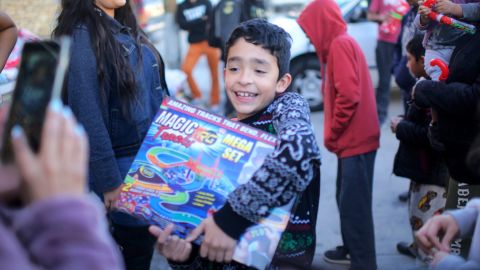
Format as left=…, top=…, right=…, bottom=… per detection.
left=298, top=1, right=380, bottom=269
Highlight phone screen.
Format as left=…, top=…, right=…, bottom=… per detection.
left=1, top=41, right=61, bottom=162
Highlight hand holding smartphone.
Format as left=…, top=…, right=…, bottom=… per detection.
left=0, top=37, right=71, bottom=162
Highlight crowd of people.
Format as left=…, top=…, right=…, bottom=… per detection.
left=1, top=0, right=480, bottom=269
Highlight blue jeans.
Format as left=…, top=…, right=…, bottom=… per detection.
left=111, top=156, right=155, bottom=270
left=375, top=41, right=396, bottom=125
left=336, top=151, right=377, bottom=270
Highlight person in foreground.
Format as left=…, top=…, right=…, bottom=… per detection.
left=416, top=198, right=480, bottom=269
left=0, top=100, right=123, bottom=269
left=149, top=19, right=322, bottom=269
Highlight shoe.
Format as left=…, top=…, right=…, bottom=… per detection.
left=323, top=246, right=351, bottom=265
left=398, top=191, right=409, bottom=202
left=396, top=241, right=417, bottom=259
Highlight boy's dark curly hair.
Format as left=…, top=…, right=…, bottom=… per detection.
left=406, top=34, right=425, bottom=61
left=225, top=18, right=292, bottom=80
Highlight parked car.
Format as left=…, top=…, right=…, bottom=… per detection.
left=270, top=0, right=377, bottom=111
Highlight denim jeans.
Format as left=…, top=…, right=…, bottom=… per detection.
left=375, top=41, right=396, bottom=125
left=336, top=151, right=377, bottom=270
left=110, top=156, right=155, bottom=270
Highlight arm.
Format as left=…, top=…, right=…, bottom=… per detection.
left=433, top=199, right=480, bottom=270
left=459, top=3, right=480, bottom=21
left=413, top=79, right=480, bottom=117
left=435, top=0, right=463, bottom=17
left=448, top=199, right=480, bottom=238
left=68, top=28, right=122, bottom=194
left=14, top=197, right=123, bottom=270
left=329, top=39, right=360, bottom=141
left=214, top=92, right=321, bottom=238
left=396, top=117, right=431, bottom=146
left=7, top=99, right=122, bottom=269
left=0, top=11, right=17, bottom=71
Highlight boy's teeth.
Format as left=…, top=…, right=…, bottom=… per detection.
left=237, top=92, right=255, bottom=97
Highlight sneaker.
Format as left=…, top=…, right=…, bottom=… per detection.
left=396, top=241, right=417, bottom=259
left=323, top=246, right=351, bottom=265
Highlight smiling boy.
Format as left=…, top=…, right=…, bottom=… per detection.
left=150, top=19, right=322, bottom=269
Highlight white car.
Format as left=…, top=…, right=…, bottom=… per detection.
left=270, top=0, right=377, bottom=111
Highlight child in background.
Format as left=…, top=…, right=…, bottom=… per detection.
left=390, top=34, right=448, bottom=261
left=298, top=0, right=380, bottom=269
left=415, top=0, right=480, bottom=150
left=176, top=0, right=221, bottom=111
left=150, top=19, right=322, bottom=269
left=416, top=0, right=480, bottom=80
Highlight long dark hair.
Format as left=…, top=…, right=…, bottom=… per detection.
left=52, top=0, right=166, bottom=113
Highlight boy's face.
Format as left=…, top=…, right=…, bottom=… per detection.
left=406, top=51, right=425, bottom=79
left=225, top=38, right=291, bottom=120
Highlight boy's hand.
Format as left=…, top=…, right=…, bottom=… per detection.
left=11, top=100, right=89, bottom=203
left=149, top=224, right=192, bottom=262
left=435, top=0, right=463, bottom=17
left=187, top=216, right=237, bottom=263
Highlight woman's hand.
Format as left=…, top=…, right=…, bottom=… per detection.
left=11, top=99, right=89, bottom=203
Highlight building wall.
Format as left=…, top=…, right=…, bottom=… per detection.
left=0, top=0, right=59, bottom=38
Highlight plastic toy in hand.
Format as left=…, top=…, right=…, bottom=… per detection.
left=423, top=0, right=476, bottom=34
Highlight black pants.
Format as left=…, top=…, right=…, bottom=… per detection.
left=112, top=223, right=156, bottom=270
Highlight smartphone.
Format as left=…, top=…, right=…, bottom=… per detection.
left=0, top=37, right=71, bottom=162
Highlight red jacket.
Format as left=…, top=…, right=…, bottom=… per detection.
left=298, top=0, right=379, bottom=158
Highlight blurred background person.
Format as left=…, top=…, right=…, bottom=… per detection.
left=176, top=0, right=221, bottom=111
left=369, top=0, right=409, bottom=125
